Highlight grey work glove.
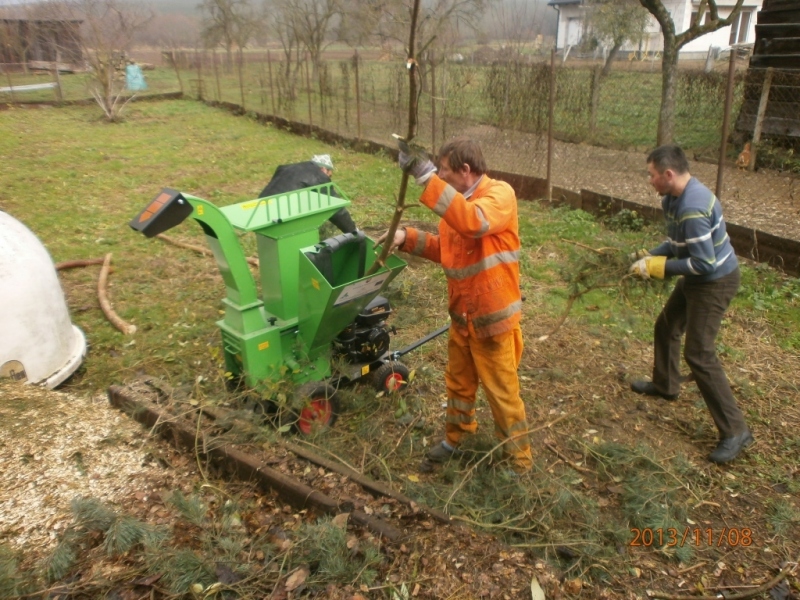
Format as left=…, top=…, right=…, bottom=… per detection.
left=398, top=150, right=437, bottom=185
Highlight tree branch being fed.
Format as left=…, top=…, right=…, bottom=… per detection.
left=366, top=0, right=423, bottom=276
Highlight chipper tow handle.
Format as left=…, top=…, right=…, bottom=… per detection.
left=389, top=323, right=450, bottom=361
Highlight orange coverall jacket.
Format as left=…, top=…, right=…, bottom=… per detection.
left=400, top=174, right=522, bottom=338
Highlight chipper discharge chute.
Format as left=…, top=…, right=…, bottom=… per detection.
left=130, top=183, right=439, bottom=434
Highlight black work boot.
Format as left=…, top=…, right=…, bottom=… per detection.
left=419, top=441, right=460, bottom=473
left=630, top=380, right=678, bottom=401
left=708, top=430, right=754, bottom=464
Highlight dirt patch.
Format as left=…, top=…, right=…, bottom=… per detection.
left=452, top=123, right=800, bottom=241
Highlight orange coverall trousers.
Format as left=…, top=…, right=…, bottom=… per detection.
left=443, top=323, right=532, bottom=471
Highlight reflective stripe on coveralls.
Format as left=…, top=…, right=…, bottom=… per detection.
left=444, top=324, right=532, bottom=470
left=401, top=175, right=522, bottom=339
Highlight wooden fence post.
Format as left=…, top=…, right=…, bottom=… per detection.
left=354, top=50, right=361, bottom=141
left=305, top=53, right=313, bottom=127
left=715, top=49, right=737, bottom=200
left=547, top=48, right=556, bottom=202
left=267, top=50, right=276, bottom=114
left=589, top=64, right=601, bottom=140
left=238, top=48, right=246, bottom=110
left=213, top=49, right=221, bottom=101
left=749, top=67, right=774, bottom=171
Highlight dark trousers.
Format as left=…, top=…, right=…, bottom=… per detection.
left=652, top=268, right=747, bottom=438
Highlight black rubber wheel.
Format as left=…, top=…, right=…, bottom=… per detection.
left=372, top=361, right=410, bottom=394
left=292, top=383, right=340, bottom=435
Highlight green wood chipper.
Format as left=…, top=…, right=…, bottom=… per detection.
left=130, top=183, right=447, bottom=434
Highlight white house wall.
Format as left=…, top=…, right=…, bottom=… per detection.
left=553, top=0, right=762, bottom=57
left=555, top=5, right=584, bottom=50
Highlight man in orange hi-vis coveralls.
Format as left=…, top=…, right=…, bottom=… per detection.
left=378, top=137, right=532, bottom=474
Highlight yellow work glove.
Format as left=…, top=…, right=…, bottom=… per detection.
left=628, top=248, right=651, bottom=261
left=629, top=255, right=666, bottom=279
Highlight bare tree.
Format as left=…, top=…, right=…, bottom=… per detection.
left=638, top=0, right=745, bottom=144
left=199, top=0, right=258, bottom=68
left=43, top=0, right=152, bottom=121
left=278, top=0, right=341, bottom=74
left=338, top=0, right=490, bottom=60
left=586, top=0, right=649, bottom=77
left=268, top=0, right=303, bottom=100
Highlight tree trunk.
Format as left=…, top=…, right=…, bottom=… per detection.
left=601, top=40, right=623, bottom=78
left=657, top=37, right=679, bottom=145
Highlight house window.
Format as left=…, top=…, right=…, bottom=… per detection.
left=729, top=10, right=752, bottom=45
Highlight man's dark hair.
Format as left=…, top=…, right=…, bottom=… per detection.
left=437, top=137, right=487, bottom=176
left=647, top=145, right=690, bottom=174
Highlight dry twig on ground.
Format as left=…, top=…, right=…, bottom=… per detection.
left=98, top=253, right=136, bottom=335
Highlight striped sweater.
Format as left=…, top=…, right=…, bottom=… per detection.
left=650, top=177, right=738, bottom=282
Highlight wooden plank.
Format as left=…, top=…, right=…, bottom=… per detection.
left=749, top=54, right=800, bottom=69
left=755, top=37, right=800, bottom=56
left=755, top=24, right=800, bottom=39
left=753, top=230, right=800, bottom=274
left=760, top=0, right=800, bottom=11
left=737, top=113, right=800, bottom=137
left=757, top=10, right=800, bottom=26
left=0, top=82, right=57, bottom=92
left=552, top=186, right=582, bottom=210
left=489, top=169, right=549, bottom=201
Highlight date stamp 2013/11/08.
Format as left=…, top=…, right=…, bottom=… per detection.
left=630, top=527, right=753, bottom=548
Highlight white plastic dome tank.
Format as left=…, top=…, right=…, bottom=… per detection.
left=0, top=211, right=87, bottom=388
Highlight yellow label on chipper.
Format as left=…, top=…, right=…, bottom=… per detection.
left=196, top=205, right=204, bottom=216
left=311, top=278, right=320, bottom=290
left=258, top=341, right=270, bottom=351
left=361, top=365, right=370, bottom=376
left=241, top=199, right=274, bottom=210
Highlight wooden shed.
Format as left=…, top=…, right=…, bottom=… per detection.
left=0, top=18, right=83, bottom=70
left=733, top=0, right=800, bottom=145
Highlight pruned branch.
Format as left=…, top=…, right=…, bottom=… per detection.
left=98, top=253, right=136, bottom=335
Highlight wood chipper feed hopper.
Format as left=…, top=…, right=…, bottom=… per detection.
left=130, top=184, right=444, bottom=433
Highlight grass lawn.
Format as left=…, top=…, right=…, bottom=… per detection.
left=1, top=99, right=798, bottom=598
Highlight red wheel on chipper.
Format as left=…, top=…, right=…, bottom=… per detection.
left=295, top=383, right=339, bottom=435
left=373, top=361, right=410, bottom=394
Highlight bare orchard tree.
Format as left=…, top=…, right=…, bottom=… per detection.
left=45, top=0, right=152, bottom=121
left=586, top=0, right=649, bottom=77
left=639, top=0, right=745, bottom=144
left=199, top=0, right=258, bottom=68
left=274, top=0, right=341, bottom=76
left=337, top=0, right=490, bottom=96
left=268, top=0, right=303, bottom=100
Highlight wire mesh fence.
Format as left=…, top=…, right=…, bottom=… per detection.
left=2, top=48, right=797, bottom=209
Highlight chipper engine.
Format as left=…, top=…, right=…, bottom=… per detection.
left=130, top=183, right=446, bottom=434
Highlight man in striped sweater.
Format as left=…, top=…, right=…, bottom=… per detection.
left=629, top=145, right=753, bottom=464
